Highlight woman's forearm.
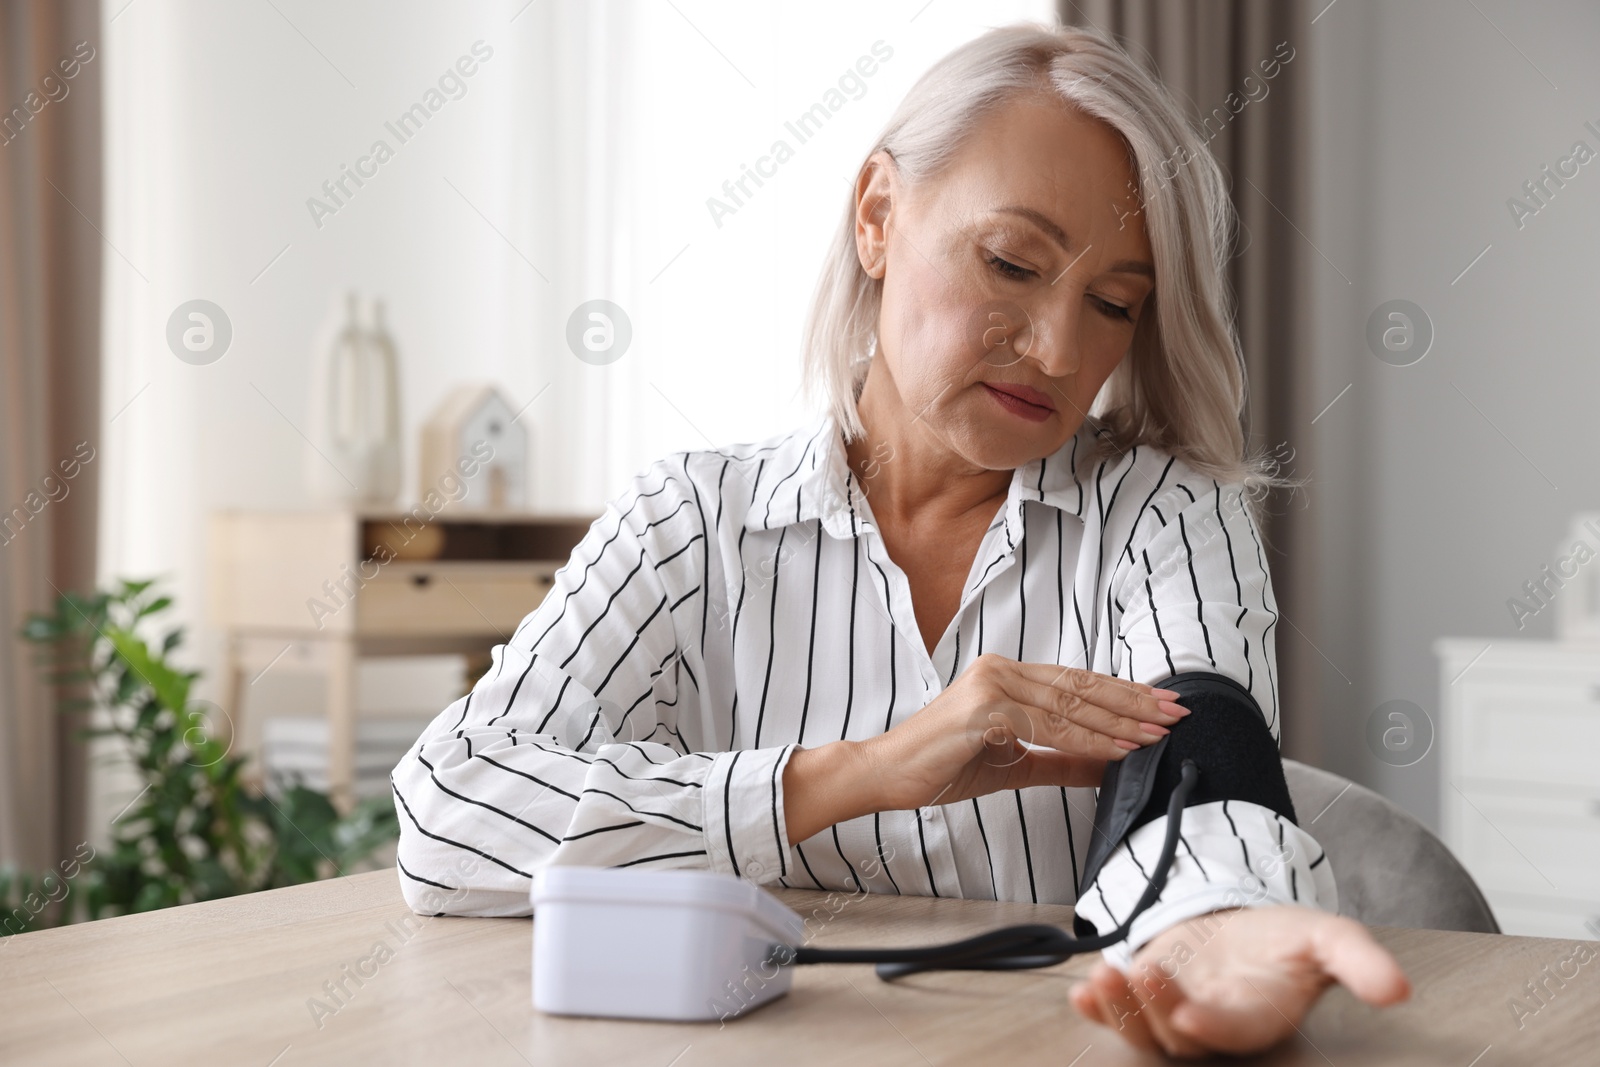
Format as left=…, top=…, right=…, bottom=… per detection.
left=781, top=740, right=885, bottom=843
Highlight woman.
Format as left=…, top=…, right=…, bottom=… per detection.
left=392, top=21, right=1409, bottom=1057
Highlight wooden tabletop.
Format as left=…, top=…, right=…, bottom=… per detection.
left=2, top=869, right=1596, bottom=1065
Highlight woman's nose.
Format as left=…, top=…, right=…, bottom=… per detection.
left=1024, top=299, right=1083, bottom=378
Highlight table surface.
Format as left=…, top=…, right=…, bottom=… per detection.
left=3, top=869, right=1596, bottom=1065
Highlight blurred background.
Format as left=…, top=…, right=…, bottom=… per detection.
left=2, top=0, right=1597, bottom=938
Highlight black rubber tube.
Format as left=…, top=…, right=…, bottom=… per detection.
left=789, top=760, right=1200, bottom=981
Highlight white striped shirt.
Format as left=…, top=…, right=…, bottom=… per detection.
left=392, top=410, right=1335, bottom=968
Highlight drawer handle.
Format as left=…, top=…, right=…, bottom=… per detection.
left=411, top=573, right=432, bottom=588
left=538, top=573, right=554, bottom=585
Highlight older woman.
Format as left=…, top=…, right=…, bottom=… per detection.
left=392, top=22, right=1409, bottom=1058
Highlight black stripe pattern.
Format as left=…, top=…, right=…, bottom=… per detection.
left=391, top=411, right=1329, bottom=944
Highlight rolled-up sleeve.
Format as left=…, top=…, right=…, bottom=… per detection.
left=1077, top=480, right=1337, bottom=971
left=390, top=458, right=795, bottom=916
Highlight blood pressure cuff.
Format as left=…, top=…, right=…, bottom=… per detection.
left=1073, top=670, right=1298, bottom=931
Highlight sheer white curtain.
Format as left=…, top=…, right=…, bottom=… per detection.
left=587, top=0, right=1058, bottom=482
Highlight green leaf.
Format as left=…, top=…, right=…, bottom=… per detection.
left=106, top=628, right=191, bottom=714
left=19, top=615, right=64, bottom=642
left=333, top=797, right=401, bottom=867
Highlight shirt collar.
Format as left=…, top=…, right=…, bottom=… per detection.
left=742, top=410, right=1095, bottom=535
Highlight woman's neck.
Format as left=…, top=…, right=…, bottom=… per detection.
left=843, top=358, right=1013, bottom=530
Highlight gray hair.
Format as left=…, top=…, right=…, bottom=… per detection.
left=800, top=21, right=1284, bottom=498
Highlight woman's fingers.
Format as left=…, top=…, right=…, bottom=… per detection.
left=1079, top=962, right=1217, bottom=1059
left=973, top=697, right=1136, bottom=760
left=1083, top=964, right=1163, bottom=1053
left=1013, top=658, right=1188, bottom=724
left=1124, top=961, right=1211, bottom=1058
left=997, top=688, right=1152, bottom=758
left=1011, top=662, right=1190, bottom=729
left=897, top=655, right=1197, bottom=804
left=988, top=664, right=1186, bottom=752
left=1068, top=980, right=1105, bottom=1026
left=1309, top=914, right=1413, bottom=1006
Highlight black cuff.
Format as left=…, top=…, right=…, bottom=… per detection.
left=1073, top=671, right=1295, bottom=935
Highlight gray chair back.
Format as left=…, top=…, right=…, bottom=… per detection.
left=1282, top=759, right=1500, bottom=934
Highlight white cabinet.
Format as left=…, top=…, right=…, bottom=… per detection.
left=1435, top=638, right=1600, bottom=939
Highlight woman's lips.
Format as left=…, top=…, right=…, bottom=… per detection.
left=982, top=382, right=1055, bottom=421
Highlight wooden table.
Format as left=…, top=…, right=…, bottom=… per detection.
left=3, top=870, right=1596, bottom=1065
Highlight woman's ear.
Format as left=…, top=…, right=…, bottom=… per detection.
left=854, top=151, right=895, bottom=280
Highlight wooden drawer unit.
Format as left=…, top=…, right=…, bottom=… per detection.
left=356, top=561, right=560, bottom=637
left=1435, top=638, right=1600, bottom=938
left=210, top=508, right=596, bottom=805
left=211, top=511, right=592, bottom=637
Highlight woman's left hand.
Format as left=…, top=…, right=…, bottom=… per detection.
left=1068, top=905, right=1411, bottom=1058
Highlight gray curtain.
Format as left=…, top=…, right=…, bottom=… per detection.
left=1059, top=0, right=1320, bottom=764
left=0, top=0, right=101, bottom=872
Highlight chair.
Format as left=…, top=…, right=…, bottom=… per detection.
left=1281, top=759, right=1501, bottom=934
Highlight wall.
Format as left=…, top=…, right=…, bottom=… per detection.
left=1303, top=0, right=1600, bottom=826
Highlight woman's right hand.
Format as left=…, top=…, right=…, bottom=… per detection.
left=782, top=653, right=1189, bottom=843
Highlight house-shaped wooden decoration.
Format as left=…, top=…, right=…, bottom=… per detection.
left=418, top=384, right=528, bottom=511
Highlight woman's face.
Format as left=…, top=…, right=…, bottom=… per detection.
left=855, top=92, right=1155, bottom=472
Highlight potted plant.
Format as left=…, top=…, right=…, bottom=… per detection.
left=1, top=578, right=398, bottom=934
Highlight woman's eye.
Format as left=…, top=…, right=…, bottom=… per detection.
left=1091, top=295, right=1133, bottom=321
left=987, top=254, right=1035, bottom=280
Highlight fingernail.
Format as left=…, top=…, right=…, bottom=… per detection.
left=1139, top=722, right=1170, bottom=736
left=1150, top=688, right=1181, bottom=699
left=1158, top=700, right=1190, bottom=717
left=1113, top=738, right=1139, bottom=750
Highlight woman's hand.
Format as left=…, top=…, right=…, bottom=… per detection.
left=782, top=653, right=1187, bottom=842
left=861, top=653, right=1187, bottom=809
left=1069, top=906, right=1412, bottom=1058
